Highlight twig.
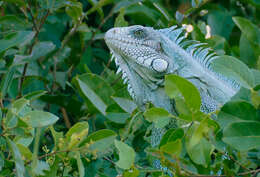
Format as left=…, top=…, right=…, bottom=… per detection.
left=187, top=168, right=260, bottom=177
left=103, top=156, right=116, bottom=165
left=80, top=6, right=115, bottom=63
left=61, top=107, right=71, bottom=128
left=110, top=73, right=123, bottom=86
left=18, top=5, right=50, bottom=97
left=0, top=99, right=3, bottom=108
left=51, top=15, right=84, bottom=92
left=218, top=151, right=250, bottom=172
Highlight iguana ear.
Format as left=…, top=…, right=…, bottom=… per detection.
left=152, top=58, right=168, bottom=73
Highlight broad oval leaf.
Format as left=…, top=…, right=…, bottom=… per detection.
left=143, top=107, right=171, bottom=128
left=73, top=73, right=115, bottom=115
left=22, top=111, right=59, bottom=128
left=160, top=139, right=182, bottom=157
left=0, top=31, right=35, bottom=53
left=7, top=138, right=25, bottom=177
left=66, top=121, right=89, bottom=149
left=159, top=128, right=184, bottom=148
left=80, top=129, right=117, bottom=154
left=217, top=101, right=258, bottom=128
left=165, top=74, right=201, bottom=111
left=212, top=55, right=255, bottom=89
left=114, top=139, right=135, bottom=170
left=186, top=123, right=213, bottom=167
left=232, top=16, right=260, bottom=46
left=223, top=121, right=260, bottom=151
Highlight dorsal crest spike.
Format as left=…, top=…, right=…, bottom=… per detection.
left=158, top=26, right=240, bottom=90
left=159, top=26, right=216, bottom=70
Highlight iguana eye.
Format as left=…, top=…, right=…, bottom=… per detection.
left=133, top=28, right=147, bottom=38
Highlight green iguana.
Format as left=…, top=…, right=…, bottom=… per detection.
left=104, top=25, right=240, bottom=147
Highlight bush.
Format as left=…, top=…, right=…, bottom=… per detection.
left=0, top=0, right=259, bottom=176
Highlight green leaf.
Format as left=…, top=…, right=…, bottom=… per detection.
left=160, top=139, right=182, bottom=156
left=187, top=137, right=213, bottom=167
left=212, top=55, right=255, bottom=89
left=76, top=152, right=84, bottom=177
left=22, top=111, right=59, bottom=128
left=7, top=138, right=25, bottom=177
left=23, top=90, right=47, bottom=100
left=159, top=128, right=184, bottom=148
left=66, top=121, right=89, bottom=141
left=165, top=74, right=201, bottom=111
left=2, top=0, right=26, bottom=7
left=0, top=15, right=29, bottom=30
left=0, top=31, right=35, bottom=53
left=217, top=101, right=258, bottom=128
left=66, top=121, right=89, bottom=149
left=252, top=69, right=260, bottom=86
left=112, top=97, right=137, bottom=113
left=80, top=129, right=117, bottom=154
left=0, top=66, right=16, bottom=99
left=13, top=42, right=56, bottom=65
left=31, top=160, right=50, bottom=176
left=73, top=74, right=115, bottom=115
left=17, top=144, right=32, bottom=161
left=0, top=154, right=4, bottom=171
left=86, top=0, right=113, bottom=18
left=123, top=167, right=139, bottom=177
left=12, top=98, right=29, bottom=115
left=105, top=112, right=130, bottom=124
left=207, top=10, right=234, bottom=39
left=233, top=16, right=260, bottom=46
left=115, top=8, right=128, bottom=27
left=114, top=139, right=135, bottom=170
left=65, top=1, right=83, bottom=22
left=186, top=121, right=214, bottom=167
left=143, top=107, right=171, bottom=128
left=239, top=34, right=259, bottom=68
left=223, top=121, right=260, bottom=151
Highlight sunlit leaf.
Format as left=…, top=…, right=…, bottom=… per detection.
left=22, top=111, right=59, bottom=128
left=80, top=129, right=117, bottom=155
left=0, top=31, right=35, bottom=53
left=7, top=138, right=25, bottom=177
left=223, top=121, right=260, bottom=151
left=212, top=55, right=255, bottom=89
left=165, top=74, right=201, bottom=111
left=114, top=139, right=135, bottom=170
left=143, top=107, right=171, bottom=128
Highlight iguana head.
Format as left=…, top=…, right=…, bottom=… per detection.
left=105, top=25, right=174, bottom=109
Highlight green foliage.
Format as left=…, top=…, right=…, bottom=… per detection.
left=0, top=0, right=259, bottom=177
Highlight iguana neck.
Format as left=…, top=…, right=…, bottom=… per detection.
left=111, top=50, right=175, bottom=113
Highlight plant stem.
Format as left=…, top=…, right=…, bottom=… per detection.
left=32, top=128, right=41, bottom=176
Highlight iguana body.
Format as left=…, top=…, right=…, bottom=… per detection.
left=105, top=25, right=239, bottom=115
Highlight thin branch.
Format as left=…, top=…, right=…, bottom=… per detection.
left=61, top=107, right=71, bottom=128
left=188, top=168, right=260, bottom=177
left=103, top=156, right=116, bottom=165
left=18, top=6, right=50, bottom=97
left=51, top=15, right=84, bottom=92
left=0, top=99, right=3, bottom=109
left=218, top=151, right=250, bottom=172
left=80, top=6, right=115, bottom=62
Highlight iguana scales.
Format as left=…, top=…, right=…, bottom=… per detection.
left=104, top=25, right=240, bottom=147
